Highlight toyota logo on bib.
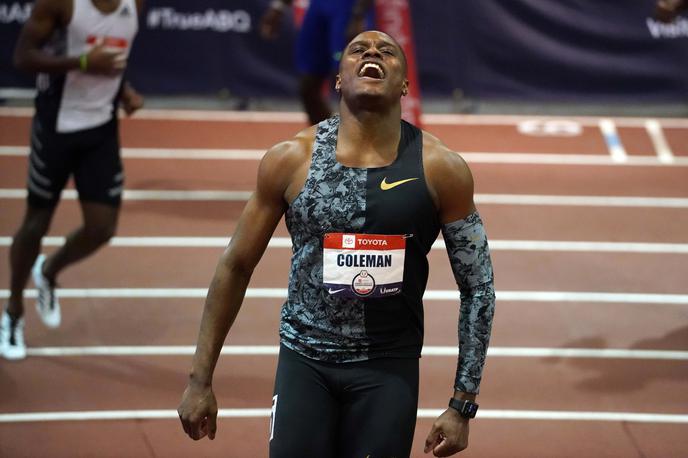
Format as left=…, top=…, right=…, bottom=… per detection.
left=342, top=234, right=356, bottom=248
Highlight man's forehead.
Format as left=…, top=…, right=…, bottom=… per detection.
left=348, top=31, right=399, bottom=48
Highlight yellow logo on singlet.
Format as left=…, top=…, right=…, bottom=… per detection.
left=380, top=177, right=418, bottom=191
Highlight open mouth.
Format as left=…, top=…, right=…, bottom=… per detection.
left=358, top=62, right=385, bottom=79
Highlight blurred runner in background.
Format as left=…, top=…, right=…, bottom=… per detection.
left=260, top=0, right=374, bottom=125
left=1, top=0, right=143, bottom=360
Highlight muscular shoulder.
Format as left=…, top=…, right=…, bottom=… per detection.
left=257, top=125, right=316, bottom=204
left=422, top=130, right=476, bottom=223
left=30, top=0, right=71, bottom=25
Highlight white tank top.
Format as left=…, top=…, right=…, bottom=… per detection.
left=56, top=0, right=138, bottom=133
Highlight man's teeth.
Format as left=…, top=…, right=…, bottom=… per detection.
left=359, top=63, right=384, bottom=78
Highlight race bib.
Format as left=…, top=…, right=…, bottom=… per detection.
left=323, top=233, right=406, bottom=298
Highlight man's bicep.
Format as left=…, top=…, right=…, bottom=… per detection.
left=441, top=156, right=476, bottom=224
left=426, top=145, right=476, bottom=224
left=223, top=146, right=293, bottom=270
left=18, top=0, right=60, bottom=45
left=14, top=0, right=61, bottom=66
left=224, top=190, right=285, bottom=272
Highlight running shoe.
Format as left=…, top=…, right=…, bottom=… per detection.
left=32, top=254, right=61, bottom=328
left=1, top=309, right=26, bottom=360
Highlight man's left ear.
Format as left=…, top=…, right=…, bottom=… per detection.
left=402, top=80, right=409, bottom=97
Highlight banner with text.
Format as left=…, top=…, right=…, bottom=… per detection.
left=1, top=0, right=685, bottom=102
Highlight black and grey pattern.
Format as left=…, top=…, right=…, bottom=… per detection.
left=281, top=116, right=371, bottom=361
left=442, top=212, right=496, bottom=393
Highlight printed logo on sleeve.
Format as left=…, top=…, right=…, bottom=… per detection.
left=323, top=233, right=406, bottom=298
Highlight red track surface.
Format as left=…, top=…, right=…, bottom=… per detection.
left=1, top=111, right=687, bottom=457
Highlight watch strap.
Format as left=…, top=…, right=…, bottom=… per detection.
left=448, top=398, right=479, bottom=419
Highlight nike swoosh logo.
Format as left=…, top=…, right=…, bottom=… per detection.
left=380, top=177, right=418, bottom=191
left=328, top=288, right=346, bottom=294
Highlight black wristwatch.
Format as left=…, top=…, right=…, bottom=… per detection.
left=448, top=398, right=479, bottom=419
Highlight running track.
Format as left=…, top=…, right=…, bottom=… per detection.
left=1, top=108, right=687, bottom=457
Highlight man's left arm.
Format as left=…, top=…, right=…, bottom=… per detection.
left=423, top=140, right=496, bottom=457
left=120, top=0, right=144, bottom=116
left=119, top=80, right=143, bottom=116
left=443, top=212, right=495, bottom=396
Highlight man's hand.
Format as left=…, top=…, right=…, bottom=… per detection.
left=655, top=0, right=687, bottom=22
left=424, top=409, right=469, bottom=457
left=178, top=383, right=219, bottom=441
left=120, top=83, right=144, bottom=116
left=84, top=41, right=127, bottom=75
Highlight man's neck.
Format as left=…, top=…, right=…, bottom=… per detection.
left=336, top=103, right=402, bottom=167
left=92, top=0, right=121, bottom=14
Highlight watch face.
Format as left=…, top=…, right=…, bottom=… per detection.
left=462, top=402, right=478, bottom=417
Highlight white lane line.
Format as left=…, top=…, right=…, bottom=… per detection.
left=485, top=240, right=688, bottom=253
left=473, top=291, right=688, bottom=304
left=0, top=189, right=253, bottom=201
left=0, top=88, right=38, bottom=99
left=2, top=288, right=688, bottom=304
left=120, top=148, right=265, bottom=160
left=0, top=146, right=265, bottom=160
left=646, top=119, right=675, bottom=164
left=1, top=409, right=686, bottom=423
left=1, top=236, right=687, bottom=254
left=3, top=106, right=688, bottom=127
left=2, top=188, right=687, bottom=207
left=5, top=146, right=688, bottom=167
left=0, top=409, right=271, bottom=423
left=22, top=345, right=688, bottom=360
left=419, top=410, right=688, bottom=423
left=599, top=119, right=628, bottom=163
left=422, top=113, right=688, bottom=129
left=3, top=146, right=688, bottom=166
left=461, top=152, right=688, bottom=166
left=0, top=106, right=309, bottom=123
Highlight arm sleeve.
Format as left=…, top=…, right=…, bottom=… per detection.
left=442, top=211, right=496, bottom=394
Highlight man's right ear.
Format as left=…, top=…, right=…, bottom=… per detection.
left=335, top=75, right=341, bottom=92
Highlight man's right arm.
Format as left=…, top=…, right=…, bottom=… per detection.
left=13, top=0, right=78, bottom=73
left=14, top=0, right=126, bottom=75
left=656, top=0, right=687, bottom=22
left=178, top=138, right=307, bottom=441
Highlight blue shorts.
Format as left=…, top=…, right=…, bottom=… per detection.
left=296, top=0, right=375, bottom=76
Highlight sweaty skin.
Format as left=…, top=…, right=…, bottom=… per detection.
left=178, top=31, right=494, bottom=457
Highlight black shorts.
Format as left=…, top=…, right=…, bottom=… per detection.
left=26, top=116, right=123, bottom=208
left=269, top=344, right=419, bottom=458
